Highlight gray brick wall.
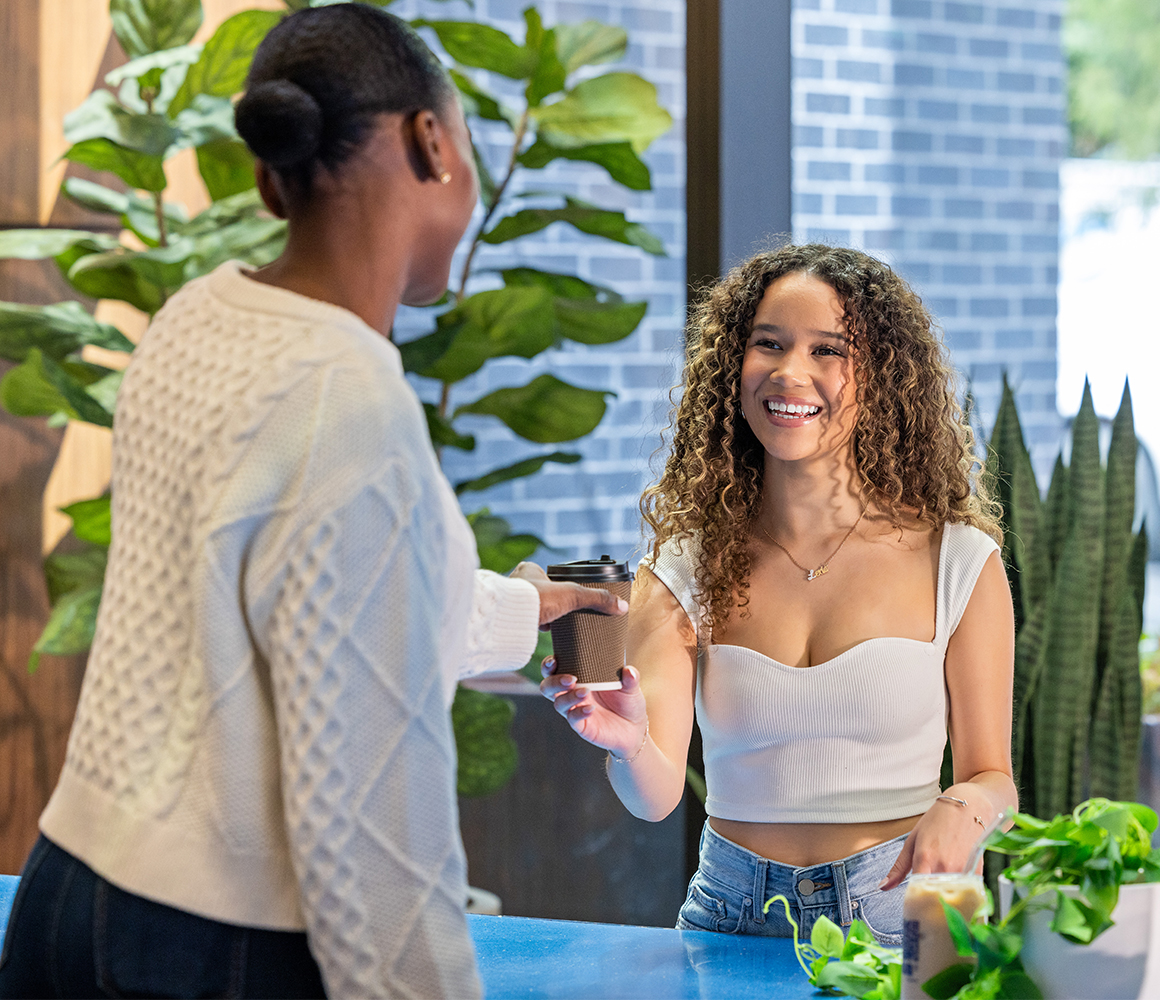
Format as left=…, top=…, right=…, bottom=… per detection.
left=792, top=0, right=1067, bottom=470
left=393, top=0, right=686, bottom=564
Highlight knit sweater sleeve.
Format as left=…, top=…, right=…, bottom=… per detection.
left=247, top=359, right=481, bottom=999
left=459, top=571, right=539, bottom=678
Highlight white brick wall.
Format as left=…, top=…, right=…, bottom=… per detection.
left=792, top=0, right=1066, bottom=471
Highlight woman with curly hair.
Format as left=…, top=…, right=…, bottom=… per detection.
left=541, top=244, right=1017, bottom=943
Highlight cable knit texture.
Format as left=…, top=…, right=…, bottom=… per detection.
left=646, top=522, right=999, bottom=824
left=40, top=261, right=538, bottom=999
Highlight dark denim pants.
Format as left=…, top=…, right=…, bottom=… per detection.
left=0, top=836, right=326, bottom=999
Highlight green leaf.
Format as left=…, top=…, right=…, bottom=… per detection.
left=468, top=512, right=542, bottom=574
left=531, top=72, right=672, bottom=153
left=65, top=137, right=168, bottom=192
left=939, top=898, right=976, bottom=958
left=196, top=138, right=257, bottom=200
left=402, top=286, right=557, bottom=382
left=414, top=19, right=538, bottom=79
left=997, top=970, right=1043, bottom=1000
left=554, top=20, right=627, bottom=74
left=450, top=69, right=511, bottom=124
left=517, top=137, right=651, bottom=190
left=473, top=143, right=500, bottom=211
left=0, top=229, right=120, bottom=262
left=451, top=685, right=518, bottom=797
left=105, top=44, right=202, bottom=88
left=62, top=178, right=131, bottom=217
left=0, top=349, right=115, bottom=427
left=110, top=0, right=203, bottom=59
left=43, top=547, right=107, bottom=605
left=59, top=495, right=112, bottom=547
left=64, top=89, right=178, bottom=155
left=920, top=963, right=974, bottom=999
left=810, top=914, right=846, bottom=958
left=814, top=960, right=882, bottom=998
left=482, top=196, right=665, bottom=254
left=29, top=584, right=103, bottom=671
left=168, top=9, right=284, bottom=117
left=66, top=247, right=178, bottom=313
left=423, top=403, right=475, bottom=451
left=1050, top=890, right=1112, bottom=943
left=523, top=9, right=566, bottom=107
left=455, top=374, right=612, bottom=444
left=455, top=452, right=580, bottom=495
left=501, top=267, right=647, bottom=345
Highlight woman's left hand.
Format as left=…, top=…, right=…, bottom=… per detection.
left=878, top=791, right=993, bottom=890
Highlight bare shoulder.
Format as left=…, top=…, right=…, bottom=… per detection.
left=631, top=565, right=697, bottom=649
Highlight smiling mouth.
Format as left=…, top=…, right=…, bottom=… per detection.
left=765, top=400, right=822, bottom=420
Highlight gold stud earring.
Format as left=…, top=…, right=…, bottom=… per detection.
left=439, top=172, right=452, bottom=185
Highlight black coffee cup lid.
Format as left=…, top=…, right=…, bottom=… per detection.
left=546, top=555, right=631, bottom=582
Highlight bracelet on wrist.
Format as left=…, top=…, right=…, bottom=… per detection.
left=609, top=720, right=650, bottom=764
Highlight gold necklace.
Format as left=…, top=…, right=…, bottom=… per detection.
left=759, top=505, right=867, bottom=582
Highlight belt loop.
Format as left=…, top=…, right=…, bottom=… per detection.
left=832, top=860, right=853, bottom=926
left=752, top=857, right=768, bottom=925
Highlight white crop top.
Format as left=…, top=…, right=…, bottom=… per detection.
left=645, top=522, right=1000, bottom=824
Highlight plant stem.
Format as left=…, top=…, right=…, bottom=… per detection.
left=437, top=108, right=531, bottom=426
left=153, top=191, right=168, bottom=249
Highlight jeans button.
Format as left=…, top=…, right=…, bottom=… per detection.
left=798, top=877, right=816, bottom=896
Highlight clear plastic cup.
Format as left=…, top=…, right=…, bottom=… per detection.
left=901, top=873, right=986, bottom=999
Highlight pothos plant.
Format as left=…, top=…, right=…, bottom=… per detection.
left=0, top=0, right=671, bottom=797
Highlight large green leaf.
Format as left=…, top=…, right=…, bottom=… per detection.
left=64, top=89, right=178, bottom=155
left=517, top=137, right=651, bottom=190
left=0, top=301, right=134, bottom=363
left=196, top=139, right=257, bottom=200
left=422, top=402, right=475, bottom=451
left=28, top=584, right=103, bottom=672
left=1099, top=381, right=1136, bottom=670
left=531, top=72, right=672, bottom=153
left=414, top=19, right=538, bottom=79
left=456, top=374, right=612, bottom=444
left=110, top=0, right=203, bottom=59
left=501, top=267, right=646, bottom=345
left=450, top=69, right=510, bottom=124
left=451, top=685, right=518, bottom=797
left=468, top=511, right=543, bottom=573
left=168, top=9, right=283, bottom=117
left=0, top=229, right=119, bottom=262
left=482, top=196, right=665, bottom=254
left=402, top=286, right=556, bottom=383
left=172, top=94, right=239, bottom=150
left=554, top=20, right=627, bottom=74
left=62, top=178, right=131, bottom=217
left=44, top=547, right=107, bottom=605
left=456, top=451, right=580, bottom=495
left=65, top=137, right=168, bottom=192
left=67, top=245, right=184, bottom=311
left=523, top=9, right=565, bottom=107
left=60, top=495, right=112, bottom=547
left=0, top=349, right=115, bottom=427
left=105, top=44, right=202, bottom=90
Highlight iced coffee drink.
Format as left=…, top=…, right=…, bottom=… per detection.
left=901, top=873, right=985, bottom=999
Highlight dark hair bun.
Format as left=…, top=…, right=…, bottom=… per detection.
left=235, top=79, right=323, bottom=170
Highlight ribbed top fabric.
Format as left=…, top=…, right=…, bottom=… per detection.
left=39, top=261, right=539, bottom=999
left=647, top=522, right=999, bottom=823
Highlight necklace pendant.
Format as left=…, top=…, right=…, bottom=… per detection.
left=806, top=564, right=829, bottom=582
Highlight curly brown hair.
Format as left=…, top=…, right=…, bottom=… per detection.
left=641, top=243, right=1002, bottom=634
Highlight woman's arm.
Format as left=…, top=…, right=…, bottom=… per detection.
left=541, top=565, right=698, bottom=822
left=880, top=551, right=1018, bottom=888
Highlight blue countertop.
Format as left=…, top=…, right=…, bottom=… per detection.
left=468, top=913, right=814, bottom=999
left=0, top=875, right=814, bottom=998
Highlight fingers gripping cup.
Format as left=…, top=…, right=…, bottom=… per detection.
left=547, top=556, right=633, bottom=691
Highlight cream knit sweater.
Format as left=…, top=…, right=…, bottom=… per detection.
left=40, top=261, right=540, bottom=999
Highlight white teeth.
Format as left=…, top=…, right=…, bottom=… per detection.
left=765, top=400, right=821, bottom=417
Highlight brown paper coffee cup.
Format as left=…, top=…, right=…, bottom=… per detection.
left=547, top=556, right=632, bottom=690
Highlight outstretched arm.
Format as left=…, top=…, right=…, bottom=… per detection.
left=540, top=566, right=697, bottom=822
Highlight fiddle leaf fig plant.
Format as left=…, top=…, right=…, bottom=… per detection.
left=0, top=0, right=670, bottom=798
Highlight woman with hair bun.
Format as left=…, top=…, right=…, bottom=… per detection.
left=0, top=6, right=622, bottom=998
left=542, top=244, right=1018, bottom=944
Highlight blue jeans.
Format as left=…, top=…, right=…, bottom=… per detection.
left=677, top=821, right=909, bottom=946
left=0, top=836, right=326, bottom=998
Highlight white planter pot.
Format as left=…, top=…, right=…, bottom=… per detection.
left=999, top=877, right=1157, bottom=1000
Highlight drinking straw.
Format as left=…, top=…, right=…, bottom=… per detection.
left=961, top=807, right=1016, bottom=875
